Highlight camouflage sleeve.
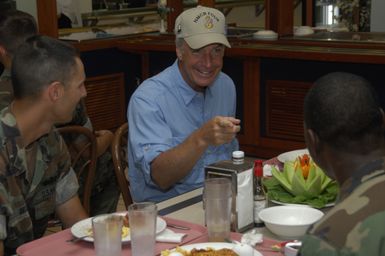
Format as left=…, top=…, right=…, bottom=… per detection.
left=0, top=145, right=9, bottom=240
left=299, top=234, right=339, bottom=256
left=55, top=135, right=79, bottom=205
left=0, top=215, right=6, bottom=240
left=55, top=167, right=79, bottom=205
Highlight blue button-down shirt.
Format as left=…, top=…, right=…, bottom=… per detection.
left=127, top=60, right=238, bottom=202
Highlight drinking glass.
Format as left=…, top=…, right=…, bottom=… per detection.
left=128, top=202, right=157, bottom=256
left=204, top=177, right=232, bottom=242
left=92, top=214, right=123, bottom=256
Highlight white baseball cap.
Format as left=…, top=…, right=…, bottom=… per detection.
left=174, top=6, right=230, bottom=49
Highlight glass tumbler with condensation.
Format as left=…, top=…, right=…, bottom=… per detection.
left=128, top=202, right=158, bottom=256
left=204, top=177, right=232, bottom=242
left=92, top=214, right=123, bottom=256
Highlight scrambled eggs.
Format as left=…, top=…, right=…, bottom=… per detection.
left=161, top=247, right=239, bottom=256
left=86, top=226, right=130, bottom=238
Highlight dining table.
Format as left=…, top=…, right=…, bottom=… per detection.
left=17, top=159, right=287, bottom=255
left=16, top=187, right=285, bottom=256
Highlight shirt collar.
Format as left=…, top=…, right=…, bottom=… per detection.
left=0, top=69, right=11, bottom=82
left=173, top=60, right=215, bottom=106
left=339, top=158, right=385, bottom=201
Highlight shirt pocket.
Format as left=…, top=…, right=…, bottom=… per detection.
left=32, top=185, right=56, bottom=220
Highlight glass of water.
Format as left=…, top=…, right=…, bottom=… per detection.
left=128, top=202, right=158, bottom=256
left=92, top=214, right=123, bottom=256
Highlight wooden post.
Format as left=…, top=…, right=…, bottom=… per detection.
left=197, top=0, right=215, bottom=7
left=167, top=0, right=183, bottom=33
left=265, top=0, right=294, bottom=36
left=36, top=0, right=58, bottom=38
left=304, top=0, right=314, bottom=26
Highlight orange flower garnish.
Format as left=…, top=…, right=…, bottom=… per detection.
left=298, top=154, right=310, bottom=179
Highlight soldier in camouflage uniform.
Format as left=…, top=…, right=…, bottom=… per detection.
left=300, top=72, right=385, bottom=256
left=0, top=35, right=88, bottom=255
left=0, top=10, right=120, bottom=216
left=0, top=10, right=37, bottom=110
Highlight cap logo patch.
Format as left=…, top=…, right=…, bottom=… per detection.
left=204, top=16, right=214, bottom=29
left=193, top=11, right=219, bottom=24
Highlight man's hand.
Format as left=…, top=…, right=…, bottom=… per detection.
left=94, top=129, right=114, bottom=157
left=197, top=116, right=241, bottom=147
left=151, top=116, right=240, bottom=190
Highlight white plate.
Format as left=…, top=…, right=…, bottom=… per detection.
left=277, top=149, right=309, bottom=163
left=173, top=242, right=263, bottom=256
left=271, top=199, right=335, bottom=208
left=70, top=213, right=166, bottom=243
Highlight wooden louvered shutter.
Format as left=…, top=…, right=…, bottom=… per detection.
left=266, top=80, right=312, bottom=141
left=84, top=73, right=126, bottom=131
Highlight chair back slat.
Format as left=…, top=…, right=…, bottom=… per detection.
left=57, top=125, right=97, bottom=214
left=111, top=122, right=133, bottom=209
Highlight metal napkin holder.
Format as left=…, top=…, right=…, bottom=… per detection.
left=204, top=159, right=254, bottom=232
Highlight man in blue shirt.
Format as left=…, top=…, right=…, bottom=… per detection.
left=127, top=6, right=240, bottom=202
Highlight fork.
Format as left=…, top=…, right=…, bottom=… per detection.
left=166, top=223, right=191, bottom=230
left=66, top=235, right=90, bottom=243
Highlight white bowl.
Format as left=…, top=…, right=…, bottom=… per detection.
left=294, top=26, right=314, bottom=36
left=258, top=206, right=324, bottom=238
left=253, top=30, right=278, bottom=40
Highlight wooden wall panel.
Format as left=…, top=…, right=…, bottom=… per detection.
left=265, top=80, right=312, bottom=141
left=84, top=73, right=126, bottom=131
left=36, top=0, right=58, bottom=38
left=167, top=0, right=183, bottom=33
left=265, top=0, right=294, bottom=36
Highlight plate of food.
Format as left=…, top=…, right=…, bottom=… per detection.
left=277, top=149, right=309, bottom=163
left=264, top=153, right=338, bottom=209
left=161, top=242, right=263, bottom=256
left=70, top=212, right=166, bottom=242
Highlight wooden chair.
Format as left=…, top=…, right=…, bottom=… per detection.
left=57, top=125, right=97, bottom=214
left=111, top=122, right=133, bottom=209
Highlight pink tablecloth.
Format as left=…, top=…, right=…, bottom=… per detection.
left=17, top=217, right=206, bottom=256
left=17, top=217, right=284, bottom=256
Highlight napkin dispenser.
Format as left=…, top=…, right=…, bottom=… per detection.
left=204, top=157, right=254, bottom=232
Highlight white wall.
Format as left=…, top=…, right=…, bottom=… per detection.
left=15, top=0, right=37, bottom=21
left=15, top=0, right=92, bottom=26
left=226, top=5, right=264, bottom=28
left=371, top=0, right=385, bottom=32
left=225, top=3, right=302, bottom=29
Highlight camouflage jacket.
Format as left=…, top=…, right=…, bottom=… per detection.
left=0, top=108, right=79, bottom=255
left=0, top=70, right=13, bottom=111
left=299, top=158, right=385, bottom=256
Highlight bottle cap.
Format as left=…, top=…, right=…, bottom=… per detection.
left=232, top=151, right=244, bottom=159
left=254, top=160, right=263, bottom=177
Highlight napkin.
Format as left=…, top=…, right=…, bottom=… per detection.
left=241, top=231, right=263, bottom=246
left=156, top=228, right=186, bottom=243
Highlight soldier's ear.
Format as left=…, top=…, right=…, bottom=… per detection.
left=304, top=123, right=318, bottom=154
left=0, top=45, right=7, bottom=60
left=380, top=108, right=385, bottom=129
left=47, top=81, right=64, bottom=102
